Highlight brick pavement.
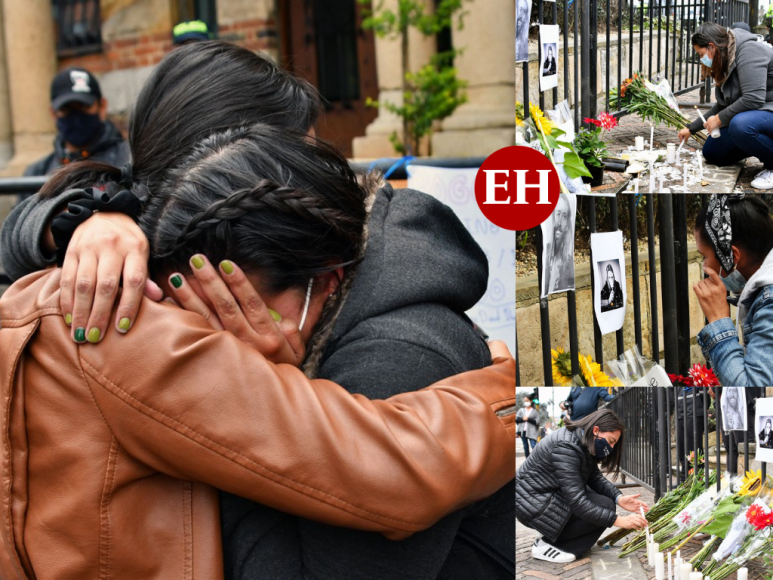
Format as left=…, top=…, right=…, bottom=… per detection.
left=516, top=445, right=769, bottom=579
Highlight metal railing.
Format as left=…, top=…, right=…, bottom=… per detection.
left=518, top=0, right=751, bottom=132
left=517, top=193, right=703, bottom=387
left=52, top=0, right=102, bottom=57
left=602, top=387, right=769, bottom=501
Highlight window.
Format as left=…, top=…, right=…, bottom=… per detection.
left=52, top=0, right=102, bottom=57
left=314, top=0, right=360, bottom=104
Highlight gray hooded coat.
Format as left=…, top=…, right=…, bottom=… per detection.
left=688, top=28, right=773, bottom=134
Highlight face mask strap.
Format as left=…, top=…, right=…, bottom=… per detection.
left=298, top=278, right=314, bottom=331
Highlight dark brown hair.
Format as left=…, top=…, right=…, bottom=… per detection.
left=693, top=23, right=731, bottom=85
left=565, top=408, right=625, bottom=478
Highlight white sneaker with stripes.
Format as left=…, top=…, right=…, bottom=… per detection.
left=531, top=538, right=576, bottom=563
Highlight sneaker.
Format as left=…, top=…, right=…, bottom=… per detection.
left=751, top=169, right=773, bottom=190
left=531, top=538, right=576, bottom=563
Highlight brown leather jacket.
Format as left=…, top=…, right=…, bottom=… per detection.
left=0, top=270, right=515, bottom=579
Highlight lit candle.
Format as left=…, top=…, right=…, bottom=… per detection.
left=668, top=553, right=673, bottom=580
left=680, top=562, right=692, bottom=580
left=647, top=541, right=654, bottom=567
left=655, top=552, right=665, bottom=580
left=636, top=135, right=644, bottom=151
left=737, top=568, right=748, bottom=580
left=650, top=126, right=655, bottom=152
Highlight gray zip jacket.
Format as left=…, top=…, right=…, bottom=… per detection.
left=516, top=406, right=540, bottom=440
left=689, top=28, right=773, bottom=134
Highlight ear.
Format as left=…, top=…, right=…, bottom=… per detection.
left=731, top=244, right=742, bottom=268
left=317, top=268, right=344, bottom=296
left=593, top=426, right=599, bottom=437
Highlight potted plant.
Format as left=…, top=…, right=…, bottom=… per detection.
left=575, top=112, right=618, bottom=187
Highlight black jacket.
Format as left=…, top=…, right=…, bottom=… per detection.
left=515, top=427, right=621, bottom=542
left=23, top=120, right=130, bottom=178
left=221, top=183, right=514, bottom=579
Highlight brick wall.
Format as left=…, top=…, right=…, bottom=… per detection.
left=58, top=18, right=278, bottom=75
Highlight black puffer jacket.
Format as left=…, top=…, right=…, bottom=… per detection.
left=515, top=427, right=621, bottom=541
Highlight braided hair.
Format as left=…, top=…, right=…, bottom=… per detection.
left=141, top=124, right=367, bottom=295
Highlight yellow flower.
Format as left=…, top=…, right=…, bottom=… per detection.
left=739, top=469, right=763, bottom=497
left=551, top=347, right=573, bottom=386
left=579, top=354, right=621, bottom=387
left=529, top=103, right=555, bottom=135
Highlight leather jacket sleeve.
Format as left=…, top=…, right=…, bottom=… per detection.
left=78, top=303, right=516, bottom=540
left=552, top=442, right=618, bottom=529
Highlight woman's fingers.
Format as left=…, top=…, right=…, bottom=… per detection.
left=59, top=253, right=79, bottom=329
left=82, top=252, right=124, bottom=343
left=70, top=251, right=98, bottom=343
left=167, top=272, right=224, bottom=331
left=144, top=279, right=164, bottom=302
left=112, top=252, right=150, bottom=334
left=488, top=340, right=513, bottom=361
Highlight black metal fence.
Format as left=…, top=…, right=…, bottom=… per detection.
left=518, top=0, right=752, bottom=131
left=516, top=193, right=702, bottom=387
left=604, top=386, right=769, bottom=501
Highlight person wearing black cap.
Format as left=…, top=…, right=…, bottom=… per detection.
left=23, top=68, right=130, bottom=181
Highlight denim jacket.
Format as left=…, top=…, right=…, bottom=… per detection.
left=697, top=284, right=773, bottom=386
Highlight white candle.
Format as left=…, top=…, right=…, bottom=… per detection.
left=647, top=541, right=654, bottom=567
left=689, top=572, right=702, bottom=580
left=650, top=126, right=655, bottom=152
left=737, top=568, right=748, bottom=580
left=668, top=553, right=673, bottom=580
left=636, top=135, right=644, bottom=151
left=674, top=557, right=681, bottom=580
left=634, top=177, right=639, bottom=193
left=697, top=154, right=703, bottom=181
left=680, top=562, right=692, bottom=580
left=683, top=165, right=688, bottom=189
left=655, top=552, right=665, bottom=580
left=659, top=169, right=665, bottom=192
left=667, top=143, right=676, bottom=163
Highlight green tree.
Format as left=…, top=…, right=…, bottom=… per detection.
left=359, top=0, right=468, bottom=155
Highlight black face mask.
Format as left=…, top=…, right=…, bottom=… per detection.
left=56, top=110, right=103, bottom=147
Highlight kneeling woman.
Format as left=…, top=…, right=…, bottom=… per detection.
left=676, top=23, right=773, bottom=190
left=515, top=409, right=648, bottom=563
left=693, top=194, right=773, bottom=386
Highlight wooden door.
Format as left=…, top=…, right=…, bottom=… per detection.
left=281, top=0, right=379, bottom=157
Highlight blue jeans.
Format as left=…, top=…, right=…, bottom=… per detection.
left=702, top=110, right=773, bottom=170
left=520, top=434, right=537, bottom=457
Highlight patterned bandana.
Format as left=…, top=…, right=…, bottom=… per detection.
left=705, top=193, right=745, bottom=273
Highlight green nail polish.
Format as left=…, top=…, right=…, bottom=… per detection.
left=220, top=260, right=234, bottom=275
left=269, top=309, right=282, bottom=322
left=118, top=318, right=131, bottom=332
left=87, top=328, right=101, bottom=343
left=64, top=313, right=72, bottom=326
left=74, top=328, right=86, bottom=342
left=191, top=255, right=205, bottom=270
left=170, top=275, right=183, bottom=289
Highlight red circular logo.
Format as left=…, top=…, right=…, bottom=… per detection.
left=474, top=146, right=560, bottom=231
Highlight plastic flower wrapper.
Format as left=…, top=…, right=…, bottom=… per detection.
left=672, top=485, right=721, bottom=532
left=707, top=528, right=772, bottom=580
left=603, top=345, right=670, bottom=387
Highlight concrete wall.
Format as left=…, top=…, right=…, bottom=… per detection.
left=516, top=244, right=727, bottom=386
left=516, top=31, right=681, bottom=113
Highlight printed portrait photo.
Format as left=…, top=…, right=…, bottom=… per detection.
left=597, top=259, right=624, bottom=312
left=542, top=43, right=557, bottom=77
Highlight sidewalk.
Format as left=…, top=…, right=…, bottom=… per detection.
left=592, top=85, right=765, bottom=193
left=515, top=443, right=768, bottom=580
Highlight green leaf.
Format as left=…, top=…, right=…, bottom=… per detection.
left=551, top=128, right=566, bottom=138
left=700, top=513, right=736, bottom=538
left=555, top=140, right=573, bottom=149
left=563, top=151, right=592, bottom=179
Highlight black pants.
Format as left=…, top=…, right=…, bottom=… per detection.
left=548, top=487, right=616, bottom=557
left=675, top=394, right=706, bottom=474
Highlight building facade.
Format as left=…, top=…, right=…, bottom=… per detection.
left=0, top=0, right=513, bottom=178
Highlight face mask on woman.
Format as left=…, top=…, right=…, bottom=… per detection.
left=700, top=52, right=713, bottom=67
left=594, top=434, right=613, bottom=461
left=524, top=401, right=532, bottom=408
left=718, top=265, right=747, bottom=294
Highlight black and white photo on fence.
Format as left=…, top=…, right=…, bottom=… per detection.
left=540, top=193, right=576, bottom=298
left=539, top=25, right=559, bottom=91
left=515, top=0, right=531, bottom=63
left=591, top=230, right=626, bottom=335
left=756, top=398, right=773, bottom=462
left=721, top=387, right=747, bottom=432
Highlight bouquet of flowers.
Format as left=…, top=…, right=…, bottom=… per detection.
left=551, top=347, right=621, bottom=387
left=668, top=364, right=720, bottom=388
left=575, top=112, right=618, bottom=169
left=609, top=74, right=707, bottom=146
